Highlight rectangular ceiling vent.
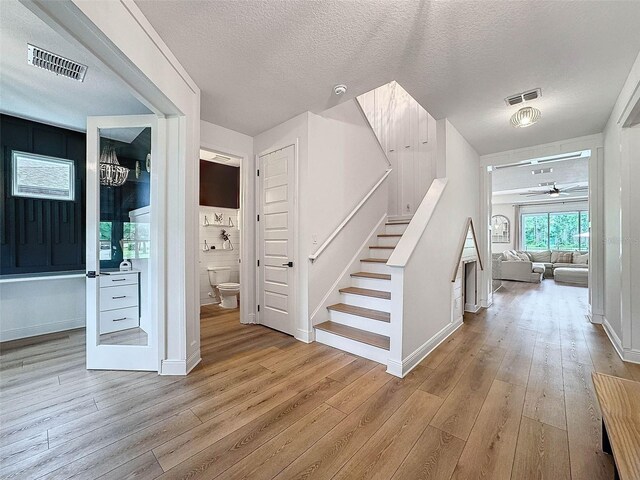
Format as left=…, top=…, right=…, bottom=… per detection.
left=27, top=44, right=87, bottom=82
left=539, top=181, right=556, bottom=187
left=505, top=88, right=541, bottom=106
left=532, top=168, right=553, bottom=175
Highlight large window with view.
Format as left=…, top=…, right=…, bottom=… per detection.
left=522, top=210, right=589, bottom=251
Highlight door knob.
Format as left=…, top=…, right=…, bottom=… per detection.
left=282, top=261, right=294, bottom=267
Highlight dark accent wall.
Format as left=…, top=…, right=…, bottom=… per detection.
left=200, top=160, right=240, bottom=209
left=1, top=114, right=86, bottom=275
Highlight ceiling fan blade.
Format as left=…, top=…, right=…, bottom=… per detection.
left=521, top=191, right=545, bottom=196
left=559, top=192, right=570, bottom=196
left=563, top=185, right=588, bottom=192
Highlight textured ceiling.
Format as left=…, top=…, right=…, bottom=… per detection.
left=0, top=0, right=150, bottom=132
left=135, top=0, right=640, bottom=155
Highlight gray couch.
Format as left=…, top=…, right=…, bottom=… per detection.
left=493, top=250, right=588, bottom=283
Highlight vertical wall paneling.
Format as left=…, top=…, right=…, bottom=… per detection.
left=357, top=82, right=438, bottom=218
left=0, top=114, right=86, bottom=275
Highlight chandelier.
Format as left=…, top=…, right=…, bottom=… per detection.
left=99, top=143, right=129, bottom=186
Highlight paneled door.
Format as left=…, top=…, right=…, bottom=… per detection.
left=257, top=145, right=296, bottom=335
left=86, top=114, right=164, bottom=371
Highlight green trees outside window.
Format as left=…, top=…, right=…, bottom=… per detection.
left=522, top=211, right=589, bottom=251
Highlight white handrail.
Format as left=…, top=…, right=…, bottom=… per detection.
left=309, top=169, right=392, bottom=263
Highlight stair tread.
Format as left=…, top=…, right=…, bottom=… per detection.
left=369, top=246, right=394, bottom=249
left=350, top=272, right=391, bottom=280
left=361, top=258, right=388, bottom=263
left=339, top=287, right=390, bottom=300
left=327, top=303, right=390, bottom=322
left=315, top=321, right=390, bottom=350
left=377, top=234, right=402, bottom=237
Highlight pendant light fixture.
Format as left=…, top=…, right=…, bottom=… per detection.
left=99, top=143, right=129, bottom=186
left=510, top=106, right=541, bottom=128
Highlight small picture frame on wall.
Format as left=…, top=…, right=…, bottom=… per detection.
left=212, top=212, right=224, bottom=225
left=491, top=215, right=510, bottom=243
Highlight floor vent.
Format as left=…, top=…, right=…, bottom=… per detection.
left=505, top=88, right=541, bottom=106
left=27, top=44, right=87, bottom=82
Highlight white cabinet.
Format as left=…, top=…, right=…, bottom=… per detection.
left=99, top=271, right=140, bottom=334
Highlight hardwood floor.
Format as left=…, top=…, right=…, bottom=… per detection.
left=1, top=280, right=635, bottom=479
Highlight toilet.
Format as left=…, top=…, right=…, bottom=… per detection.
left=207, top=267, right=240, bottom=309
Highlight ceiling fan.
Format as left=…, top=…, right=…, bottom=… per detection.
left=521, top=183, right=588, bottom=198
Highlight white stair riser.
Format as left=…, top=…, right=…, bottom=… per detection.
left=340, top=293, right=390, bottom=312
left=315, top=329, right=389, bottom=364
left=385, top=224, right=408, bottom=235
left=351, top=277, right=391, bottom=291
left=369, top=248, right=393, bottom=259
left=377, top=237, right=400, bottom=247
left=328, top=310, right=390, bottom=336
left=361, top=262, right=392, bottom=275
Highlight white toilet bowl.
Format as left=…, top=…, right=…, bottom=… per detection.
left=218, top=282, right=240, bottom=309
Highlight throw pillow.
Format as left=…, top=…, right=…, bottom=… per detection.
left=515, top=251, right=531, bottom=261
left=573, top=252, right=589, bottom=264
left=503, top=251, right=521, bottom=261
left=529, top=250, right=552, bottom=263
left=554, top=252, right=573, bottom=263
left=551, top=250, right=573, bottom=263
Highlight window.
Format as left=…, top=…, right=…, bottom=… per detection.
left=99, top=221, right=150, bottom=262
left=100, top=222, right=113, bottom=260
left=12, top=151, right=75, bottom=201
left=522, top=210, right=589, bottom=251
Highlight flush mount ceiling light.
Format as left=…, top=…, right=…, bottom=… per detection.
left=99, top=143, right=129, bottom=187
left=333, top=84, right=347, bottom=96
left=511, top=106, right=541, bottom=128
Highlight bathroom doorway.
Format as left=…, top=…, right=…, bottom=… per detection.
left=199, top=148, right=243, bottom=321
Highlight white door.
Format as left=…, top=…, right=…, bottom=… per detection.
left=258, top=145, right=296, bottom=335
left=86, top=115, right=164, bottom=370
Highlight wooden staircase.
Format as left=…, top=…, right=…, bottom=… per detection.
left=314, top=219, right=410, bottom=364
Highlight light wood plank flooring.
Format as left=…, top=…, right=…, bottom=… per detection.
left=2, top=280, right=638, bottom=479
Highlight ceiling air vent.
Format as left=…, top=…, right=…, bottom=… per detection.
left=27, top=44, right=87, bottom=82
left=505, top=88, right=541, bottom=106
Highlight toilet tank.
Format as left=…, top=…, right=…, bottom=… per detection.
left=207, top=266, right=230, bottom=285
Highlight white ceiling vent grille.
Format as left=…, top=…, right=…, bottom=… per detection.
left=27, top=44, right=87, bottom=82
left=505, top=88, right=541, bottom=106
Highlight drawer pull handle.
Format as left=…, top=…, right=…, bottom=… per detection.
left=112, top=295, right=127, bottom=299
left=113, top=317, right=128, bottom=322
left=112, top=278, right=127, bottom=282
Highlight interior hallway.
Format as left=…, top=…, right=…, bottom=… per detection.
left=1, top=282, right=638, bottom=479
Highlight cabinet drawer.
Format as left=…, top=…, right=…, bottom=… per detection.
left=100, top=272, right=138, bottom=288
left=100, top=284, right=138, bottom=311
left=100, top=307, right=139, bottom=334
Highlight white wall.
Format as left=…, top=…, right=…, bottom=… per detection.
left=198, top=206, right=240, bottom=305
left=602, top=50, right=640, bottom=360
left=491, top=203, right=515, bottom=253
left=0, top=277, right=85, bottom=342
left=306, top=100, right=389, bottom=326
left=399, top=119, right=481, bottom=366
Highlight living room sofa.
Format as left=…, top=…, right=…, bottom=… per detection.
left=493, top=250, right=588, bottom=283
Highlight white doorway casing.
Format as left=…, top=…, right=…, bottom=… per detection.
left=26, top=0, right=202, bottom=375
left=480, top=134, right=605, bottom=327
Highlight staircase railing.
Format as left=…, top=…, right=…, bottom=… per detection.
left=309, top=168, right=392, bottom=263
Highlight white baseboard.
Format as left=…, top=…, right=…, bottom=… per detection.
left=464, top=303, right=481, bottom=313
left=588, top=313, right=604, bottom=324
left=602, top=317, right=624, bottom=361
left=624, top=349, right=640, bottom=364
left=295, top=328, right=314, bottom=343
left=394, top=319, right=463, bottom=378
left=0, top=318, right=85, bottom=342
left=186, top=349, right=201, bottom=373
left=241, top=312, right=256, bottom=325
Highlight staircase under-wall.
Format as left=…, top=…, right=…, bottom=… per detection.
left=314, top=218, right=409, bottom=364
